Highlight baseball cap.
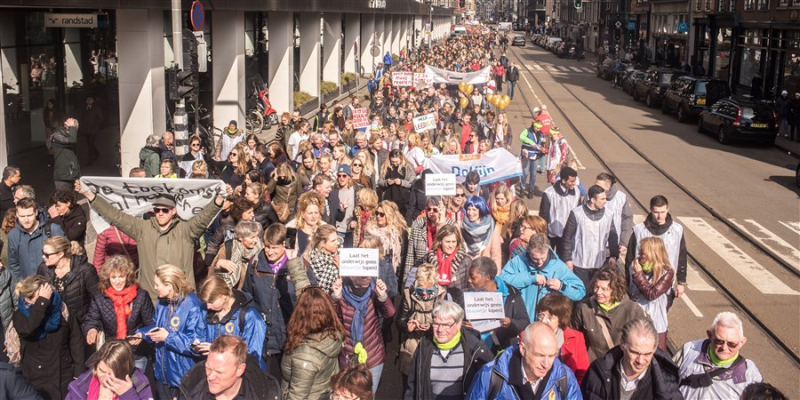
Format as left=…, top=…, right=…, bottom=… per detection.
left=338, top=165, right=352, bottom=177
left=153, top=194, right=176, bottom=209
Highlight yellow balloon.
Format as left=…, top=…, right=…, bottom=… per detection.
left=459, top=97, right=470, bottom=109
left=466, top=84, right=474, bottom=94
left=486, top=94, right=495, bottom=104
left=492, top=96, right=501, bottom=106
left=502, top=95, right=511, bottom=104
left=499, top=98, right=510, bottom=110
left=458, top=82, right=467, bottom=93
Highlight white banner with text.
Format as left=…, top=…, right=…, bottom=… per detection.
left=422, top=148, right=522, bottom=185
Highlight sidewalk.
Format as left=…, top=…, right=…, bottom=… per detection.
left=775, top=135, right=800, bottom=159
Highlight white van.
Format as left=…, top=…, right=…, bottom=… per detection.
left=498, top=22, right=512, bottom=32
left=453, top=25, right=467, bottom=36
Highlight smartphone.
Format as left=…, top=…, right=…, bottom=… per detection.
left=285, top=228, right=297, bottom=250
left=147, top=327, right=160, bottom=334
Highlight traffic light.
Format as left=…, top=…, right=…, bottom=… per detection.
left=460, top=0, right=466, bottom=8
left=168, top=68, right=198, bottom=101
left=574, top=0, right=582, bottom=8
left=180, top=29, right=199, bottom=100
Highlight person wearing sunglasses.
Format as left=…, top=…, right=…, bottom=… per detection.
left=179, top=135, right=205, bottom=177
left=404, top=197, right=453, bottom=289
left=396, top=264, right=447, bottom=378
left=77, top=185, right=224, bottom=302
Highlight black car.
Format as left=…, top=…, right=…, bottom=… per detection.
left=662, top=76, right=731, bottom=122
left=622, top=70, right=647, bottom=95
left=511, top=35, right=526, bottom=46
left=698, top=97, right=779, bottom=145
left=632, top=69, right=684, bottom=108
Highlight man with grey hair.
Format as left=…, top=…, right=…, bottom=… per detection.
left=581, top=318, right=681, bottom=399
left=139, top=134, right=162, bottom=177
left=675, top=311, right=762, bottom=399
left=466, top=322, right=582, bottom=399
left=12, top=185, right=36, bottom=205
left=500, top=233, right=585, bottom=323
left=405, top=300, right=492, bottom=400
left=349, top=132, right=368, bottom=158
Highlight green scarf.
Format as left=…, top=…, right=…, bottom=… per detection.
left=434, top=331, right=462, bottom=351
left=598, top=301, right=620, bottom=312
left=708, top=345, right=738, bottom=367
left=641, top=262, right=654, bottom=272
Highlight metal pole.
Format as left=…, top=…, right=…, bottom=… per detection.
left=171, top=0, right=188, bottom=156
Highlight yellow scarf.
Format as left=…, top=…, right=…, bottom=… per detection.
left=492, top=205, right=510, bottom=227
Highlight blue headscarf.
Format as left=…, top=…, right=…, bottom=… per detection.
left=17, top=290, right=63, bottom=339
left=341, top=279, right=375, bottom=346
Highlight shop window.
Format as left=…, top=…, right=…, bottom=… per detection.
left=696, top=0, right=702, bottom=11
left=745, top=0, right=755, bottom=10
left=706, top=0, right=712, bottom=10
left=783, top=52, right=800, bottom=95
left=758, top=0, right=769, bottom=9
left=738, top=47, right=761, bottom=87
left=779, top=0, right=788, bottom=6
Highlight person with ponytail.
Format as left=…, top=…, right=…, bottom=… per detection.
left=83, top=255, right=154, bottom=371
left=11, top=275, right=85, bottom=399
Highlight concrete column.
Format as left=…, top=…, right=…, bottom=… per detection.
left=63, top=29, right=84, bottom=87
left=0, top=14, right=10, bottom=169
left=299, top=13, right=321, bottom=97
left=360, top=14, right=376, bottom=74
left=212, top=11, right=246, bottom=130
left=391, top=15, right=401, bottom=56
left=117, top=9, right=166, bottom=174
left=344, top=13, right=360, bottom=75
left=323, top=13, right=342, bottom=85
left=385, top=15, right=394, bottom=56
left=400, top=16, right=409, bottom=55
left=375, top=14, right=385, bottom=57
left=268, top=12, right=294, bottom=115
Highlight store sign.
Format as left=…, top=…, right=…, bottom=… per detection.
left=369, top=0, right=387, bottom=8
left=45, top=13, right=98, bottom=28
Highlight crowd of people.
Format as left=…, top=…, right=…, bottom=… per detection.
left=0, top=27, right=787, bottom=400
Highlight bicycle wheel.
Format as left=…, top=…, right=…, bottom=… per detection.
left=245, top=110, right=264, bottom=134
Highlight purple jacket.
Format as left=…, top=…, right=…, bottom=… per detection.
left=65, top=368, right=152, bottom=400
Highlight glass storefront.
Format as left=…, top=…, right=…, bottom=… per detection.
left=782, top=32, right=800, bottom=95
left=713, top=27, right=732, bottom=80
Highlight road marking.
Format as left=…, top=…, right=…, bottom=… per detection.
left=558, top=66, right=570, bottom=72
left=682, top=294, right=704, bottom=317
left=679, top=217, right=799, bottom=296
left=779, top=221, right=800, bottom=236
left=581, top=67, right=594, bottom=73
left=730, top=219, right=800, bottom=273
left=569, top=66, right=582, bottom=72
left=547, top=65, right=559, bottom=72
left=533, top=64, right=543, bottom=71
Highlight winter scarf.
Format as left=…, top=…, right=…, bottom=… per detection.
left=491, top=204, right=511, bottom=228
left=310, top=248, right=340, bottom=294
left=366, top=225, right=403, bottom=270
left=341, top=279, right=375, bottom=363
left=462, top=215, right=495, bottom=256
left=426, top=220, right=437, bottom=251
left=219, top=239, right=264, bottom=288
left=436, top=249, right=457, bottom=286
left=434, top=330, right=462, bottom=351
left=18, top=290, right=63, bottom=339
left=105, top=285, right=139, bottom=339
left=267, top=253, right=289, bottom=274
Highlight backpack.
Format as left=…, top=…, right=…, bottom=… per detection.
left=236, top=302, right=270, bottom=362
left=486, top=351, right=569, bottom=400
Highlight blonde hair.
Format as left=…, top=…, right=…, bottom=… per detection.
left=488, top=182, right=513, bottom=211
left=359, top=236, right=385, bottom=259
left=357, top=188, right=379, bottom=209
left=354, top=149, right=375, bottom=177
left=297, top=191, right=325, bottom=231
left=192, top=160, right=208, bottom=174
left=415, top=264, right=436, bottom=286
left=43, top=236, right=84, bottom=257
left=638, top=237, right=673, bottom=285
left=155, top=264, right=194, bottom=300
left=443, top=138, right=462, bottom=155
left=232, top=142, right=251, bottom=176
left=198, top=275, right=233, bottom=304
left=304, top=224, right=338, bottom=260
left=15, top=275, right=49, bottom=299
left=98, top=255, right=138, bottom=291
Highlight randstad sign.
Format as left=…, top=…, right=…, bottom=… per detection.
left=45, top=13, right=98, bottom=28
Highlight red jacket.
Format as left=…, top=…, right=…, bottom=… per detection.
left=493, top=65, right=505, bottom=81
left=334, top=291, right=395, bottom=369
left=561, top=327, right=590, bottom=384
left=93, top=227, right=139, bottom=272
left=460, top=124, right=473, bottom=150
left=535, top=112, right=552, bottom=135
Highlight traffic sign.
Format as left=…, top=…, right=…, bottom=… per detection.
left=371, top=45, right=381, bottom=57
left=615, top=21, right=622, bottom=29
left=190, top=0, right=205, bottom=31
left=677, top=21, right=688, bottom=33
left=628, top=21, right=636, bottom=30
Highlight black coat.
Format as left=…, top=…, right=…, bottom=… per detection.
left=0, top=362, right=42, bottom=400
left=82, top=287, right=154, bottom=342
left=179, top=354, right=280, bottom=400
left=406, top=179, right=427, bottom=226
left=581, top=346, right=682, bottom=400
left=450, top=283, right=530, bottom=353
left=50, top=206, right=87, bottom=245
left=241, top=253, right=297, bottom=356
left=36, top=255, right=98, bottom=327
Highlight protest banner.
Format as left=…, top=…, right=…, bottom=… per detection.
left=471, top=319, right=502, bottom=333
left=392, top=71, right=413, bottom=87
left=423, top=148, right=523, bottom=185
left=352, top=108, right=370, bottom=129
left=425, top=173, right=457, bottom=196
left=412, top=113, right=437, bottom=133
left=424, top=64, right=492, bottom=85
left=79, top=176, right=226, bottom=233
left=338, top=248, right=380, bottom=277
left=413, top=72, right=433, bottom=88
left=463, top=292, right=505, bottom=321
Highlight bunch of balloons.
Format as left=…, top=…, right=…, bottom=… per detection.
left=458, top=82, right=511, bottom=110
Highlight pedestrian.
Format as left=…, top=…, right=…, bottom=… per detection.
left=546, top=128, right=569, bottom=185
left=7, top=197, right=66, bottom=280
left=519, top=121, right=546, bottom=199
left=138, top=135, right=162, bottom=177
left=538, top=166, right=581, bottom=251
left=505, top=61, right=519, bottom=100
left=50, top=117, right=81, bottom=190
left=628, top=237, right=674, bottom=352
left=330, top=363, right=375, bottom=400
left=460, top=196, right=503, bottom=268
left=80, top=96, right=103, bottom=166
left=0, top=166, right=20, bottom=218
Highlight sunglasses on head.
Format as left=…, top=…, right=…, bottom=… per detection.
left=153, top=207, right=172, bottom=214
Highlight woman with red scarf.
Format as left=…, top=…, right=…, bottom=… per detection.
left=422, top=224, right=472, bottom=292
left=83, top=255, right=155, bottom=371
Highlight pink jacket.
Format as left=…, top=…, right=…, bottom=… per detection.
left=93, top=227, right=139, bottom=272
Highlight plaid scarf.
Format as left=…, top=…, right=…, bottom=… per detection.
left=310, top=248, right=339, bottom=294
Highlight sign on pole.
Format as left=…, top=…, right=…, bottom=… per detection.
left=425, top=173, right=457, bottom=196
left=392, top=71, right=413, bottom=87
left=412, top=113, right=437, bottom=133
left=339, top=248, right=380, bottom=277
left=352, top=108, right=370, bottom=129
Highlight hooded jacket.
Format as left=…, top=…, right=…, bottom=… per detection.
left=138, top=146, right=161, bottom=177
left=281, top=331, right=343, bottom=400
left=202, top=290, right=267, bottom=370
left=581, top=346, right=682, bottom=400
left=560, top=203, right=620, bottom=268
left=50, top=206, right=87, bottom=245
left=466, top=344, right=582, bottom=400
left=8, top=211, right=66, bottom=280
left=500, top=249, right=585, bottom=320
left=67, top=368, right=152, bottom=400
left=626, top=213, right=687, bottom=285
left=36, top=254, right=98, bottom=326
left=571, top=296, right=648, bottom=362
left=179, top=355, right=280, bottom=400
left=137, top=292, right=205, bottom=387
left=242, top=253, right=298, bottom=356
left=51, top=126, right=80, bottom=181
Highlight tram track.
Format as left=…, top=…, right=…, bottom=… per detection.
left=505, top=45, right=800, bottom=367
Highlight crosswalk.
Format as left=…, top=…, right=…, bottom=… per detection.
left=524, top=63, right=594, bottom=74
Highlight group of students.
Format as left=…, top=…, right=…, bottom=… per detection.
left=0, top=26, right=786, bottom=400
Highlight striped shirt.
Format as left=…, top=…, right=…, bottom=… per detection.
left=430, top=343, right=465, bottom=400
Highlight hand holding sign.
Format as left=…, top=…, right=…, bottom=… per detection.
left=425, top=173, right=457, bottom=196
left=338, top=248, right=380, bottom=277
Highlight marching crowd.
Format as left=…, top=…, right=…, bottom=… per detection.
left=0, top=27, right=788, bottom=400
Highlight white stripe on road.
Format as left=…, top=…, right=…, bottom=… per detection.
left=558, top=66, right=570, bottom=72
left=682, top=295, right=704, bottom=317
left=569, top=66, right=582, bottom=72
left=547, top=65, right=559, bottom=72
left=730, top=219, right=800, bottom=273
left=581, top=67, right=594, bottom=73
left=779, top=221, right=800, bottom=236
left=533, top=64, right=544, bottom=71
left=679, top=217, right=799, bottom=295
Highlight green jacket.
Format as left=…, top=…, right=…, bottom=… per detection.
left=139, top=147, right=161, bottom=177
left=52, top=126, right=80, bottom=181
left=281, top=331, right=343, bottom=400
left=90, top=196, right=222, bottom=302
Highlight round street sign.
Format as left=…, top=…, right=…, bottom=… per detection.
left=191, top=0, right=205, bottom=31
left=371, top=45, right=381, bottom=57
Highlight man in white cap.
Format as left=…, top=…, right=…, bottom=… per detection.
left=777, top=90, right=791, bottom=138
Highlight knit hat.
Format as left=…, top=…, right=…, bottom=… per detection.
left=338, top=165, right=352, bottom=177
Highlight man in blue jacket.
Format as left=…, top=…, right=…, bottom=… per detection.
left=383, top=52, right=393, bottom=72
left=467, top=322, right=582, bottom=400
left=500, top=233, right=584, bottom=322
left=7, top=197, right=66, bottom=280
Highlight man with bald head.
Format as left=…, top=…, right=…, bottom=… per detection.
left=467, top=322, right=582, bottom=400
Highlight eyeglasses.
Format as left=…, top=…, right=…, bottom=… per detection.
left=229, top=152, right=238, bottom=156
left=415, top=287, right=436, bottom=295
left=42, top=251, right=59, bottom=258
left=337, top=174, right=349, bottom=178
left=432, top=321, right=456, bottom=330
left=427, top=207, right=438, bottom=212
left=455, top=193, right=466, bottom=198
left=375, top=211, right=386, bottom=217
left=152, top=207, right=172, bottom=214
left=536, top=312, right=553, bottom=323
left=711, top=337, right=741, bottom=349
left=521, top=224, right=535, bottom=232
left=352, top=163, right=363, bottom=167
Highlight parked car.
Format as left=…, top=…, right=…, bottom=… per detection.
left=511, top=35, right=526, bottom=46
left=662, top=76, right=731, bottom=122
left=545, top=36, right=562, bottom=50
left=622, top=70, right=647, bottom=95
left=596, top=57, right=622, bottom=80
left=632, top=69, right=684, bottom=108
left=698, top=97, right=779, bottom=145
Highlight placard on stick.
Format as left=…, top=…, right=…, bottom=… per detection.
left=352, top=108, right=370, bottom=129
left=463, top=292, right=505, bottom=320
left=338, top=248, right=380, bottom=277
left=425, top=173, right=457, bottom=196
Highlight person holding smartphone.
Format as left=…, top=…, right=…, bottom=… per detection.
left=66, top=340, right=153, bottom=400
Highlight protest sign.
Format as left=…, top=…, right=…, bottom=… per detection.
left=80, top=177, right=225, bottom=233
left=413, top=72, right=433, bottom=88
left=392, top=71, right=413, bottom=87
left=425, top=173, right=457, bottom=196
left=423, top=148, right=523, bottom=185
left=463, top=292, right=505, bottom=321
left=338, top=248, right=380, bottom=277
left=424, top=64, right=492, bottom=85
left=471, top=319, right=502, bottom=333
left=412, top=113, right=437, bottom=133
left=352, top=108, right=370, bottom=129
